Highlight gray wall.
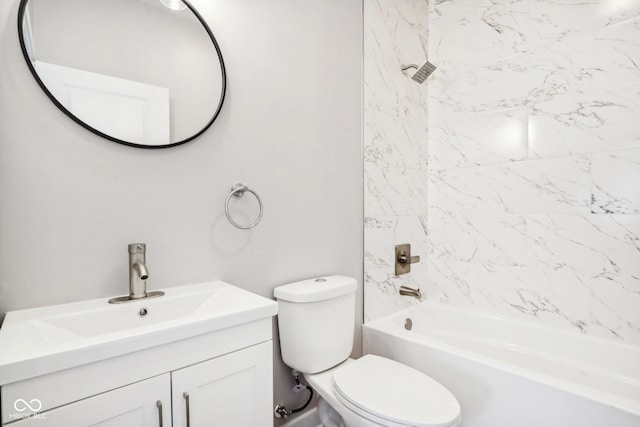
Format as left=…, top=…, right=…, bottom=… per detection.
left=0, top=0, right=363, bottom=421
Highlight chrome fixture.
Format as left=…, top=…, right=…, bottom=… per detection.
left=128, top=243, right=150, bottom=299
left=395, top=243, right=421, bottom=275
left=274, top=369, right=314, bottom=420
left=401, top=61, right=437, bottom=83
left=399, top=285, right=424, bottom=301
left=225, top=182, right=264, bottom=230
left=183, top=392, right=191, bottom=426
left=404, top=318, right=413, bottom=331
left=109, top=243, right=164, bottom=304
left=156, top=401, right=164, bottom=427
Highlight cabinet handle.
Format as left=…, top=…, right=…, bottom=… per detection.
left=183, top=392, right=191, bottom=427
left=156, top=400, right=163, bottom=427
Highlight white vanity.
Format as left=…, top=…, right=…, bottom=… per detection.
left=0, top=282, right=278, bottom=426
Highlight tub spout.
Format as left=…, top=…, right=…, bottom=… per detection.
left=399, top=285, right=423, bottom=301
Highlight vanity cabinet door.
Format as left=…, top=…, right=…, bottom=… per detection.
left=172, top=341, right=273, bottom=427
left=7, top=374, right=170, bottom=427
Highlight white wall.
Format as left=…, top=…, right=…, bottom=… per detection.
left=0, top=0, right=363, bottom=421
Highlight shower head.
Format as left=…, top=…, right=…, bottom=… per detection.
left=401, top=61, right=437, bottom=84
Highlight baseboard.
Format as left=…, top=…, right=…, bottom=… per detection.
left=280, top=408, right=321, bottom=427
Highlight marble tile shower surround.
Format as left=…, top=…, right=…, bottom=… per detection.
left=363, top=0, right=430, bottom=321
left=364, top=0, right=640, bottom=345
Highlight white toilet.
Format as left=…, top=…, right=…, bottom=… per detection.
left=274, top=276, right=461, bottom=427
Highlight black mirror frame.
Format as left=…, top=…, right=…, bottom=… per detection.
left=17, top=0, right=227, bottom=149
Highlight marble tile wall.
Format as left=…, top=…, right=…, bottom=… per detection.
left=364, top=0, right=430, bottom=321
left=427, top=0, right=640, bottom=344
left=364, top=0, right=640, bottom=346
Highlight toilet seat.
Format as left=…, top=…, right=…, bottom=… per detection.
left=332, top=355, right=461, bottom=427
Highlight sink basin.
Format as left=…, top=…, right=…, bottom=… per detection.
left=34, top=288, right=219, bottom=341
left=0, top=281, right=277, bottom=385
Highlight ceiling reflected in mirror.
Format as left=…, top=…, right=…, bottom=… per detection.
left=160, top=0, right=187, bottom=11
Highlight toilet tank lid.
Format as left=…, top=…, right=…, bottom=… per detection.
left=273, top=276, right=357, bottom=303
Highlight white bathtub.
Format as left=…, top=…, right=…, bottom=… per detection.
left=363, top=303, right=640, bottom=427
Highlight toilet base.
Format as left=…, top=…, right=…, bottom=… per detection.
left=318, top=397, right=344, bottom=427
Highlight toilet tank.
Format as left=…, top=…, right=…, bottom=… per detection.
left=274, top=276, right=357, bottom=374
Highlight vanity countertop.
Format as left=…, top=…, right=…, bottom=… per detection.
left=0, top=281, right=277, bottom=385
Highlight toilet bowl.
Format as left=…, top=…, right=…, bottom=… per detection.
left=305, top=356, right=460, bottom=427
left=274, top=276, right=461, bottom=427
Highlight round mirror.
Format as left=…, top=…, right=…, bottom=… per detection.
left=18, top=0, right=226, bottom=148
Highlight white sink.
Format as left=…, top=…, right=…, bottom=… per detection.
left=0, top=282, right=277, bottom=385
left=34, top=288, right=219, bottom=341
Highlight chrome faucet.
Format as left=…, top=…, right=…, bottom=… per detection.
left=129, top=243, right=149, bottom=299
left=399, top=285, right=424, bottom=301
left=109, top=243, right=164, bottom=304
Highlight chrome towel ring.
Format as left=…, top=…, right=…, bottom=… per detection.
left=225, top=183, right=263, bottom=230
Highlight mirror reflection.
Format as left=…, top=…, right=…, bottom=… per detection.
left=19, top=0, right=226, bottom=148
